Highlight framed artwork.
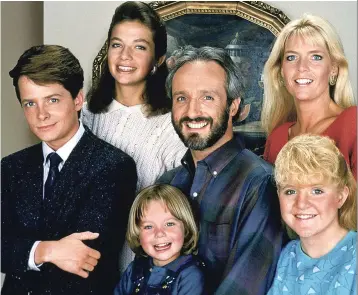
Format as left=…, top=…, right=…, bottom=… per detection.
left=92, top=1, right=290, bottom=156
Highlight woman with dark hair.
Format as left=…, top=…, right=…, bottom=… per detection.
left=81, top=1, right=186, bottom=272
left=82, top=1, right=185, bottom=191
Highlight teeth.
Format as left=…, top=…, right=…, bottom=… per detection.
left=296, top=214, right=316, bottom=219
left=155, top=243, right=169, bottom=247
left=295, top=78, right=313, bottom=85
left=154, top=243, right=171, bottom=250
left=187, top=122, right=208, bottom=129
left=117, top=66, right=135, bottom=72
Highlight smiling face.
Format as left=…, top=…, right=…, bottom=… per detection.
left=278, top=178, right=348, bottom=243
left=171, top=61, right=238, bottom=151
left=139, top=200, right=185, bottom=266
left=107, top=20, right=155, bottom=90
left=19, top=76, right=82, bottom=150
left=281, top=34, right=337, bottom=103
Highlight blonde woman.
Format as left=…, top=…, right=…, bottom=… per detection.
left=114, top=184, right=205, bottom=295
left=268, top=134, right=356, bottom=295
left=261, top=14, right=356, bottom=178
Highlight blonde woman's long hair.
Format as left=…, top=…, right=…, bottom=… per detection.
left=261, top=14, right=355, bottom=135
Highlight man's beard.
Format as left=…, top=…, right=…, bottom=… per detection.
left=172, top=107, right=229, bottom=151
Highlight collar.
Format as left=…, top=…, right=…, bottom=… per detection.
left=42, top=121, right=85, bottom=165
left=107, top=98, right=145, bottom=114
left=149, top=254, right=194, bottom=272
left=181, top=134, right=245, bottom=177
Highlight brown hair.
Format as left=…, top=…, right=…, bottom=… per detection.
left=9, top=45, right=83, bottom=102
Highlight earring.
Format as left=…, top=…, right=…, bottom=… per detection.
left=150, top=65, right=157, bottom=75
left=279, top=77, right=285, bottom=87
left=329, top=75, right=337, bottom=86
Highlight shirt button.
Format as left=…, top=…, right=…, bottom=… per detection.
left=213, top=171, right=218, bottom=176
left=193, top=192, right=198, bottom=197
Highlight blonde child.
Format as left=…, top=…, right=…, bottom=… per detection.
left=268, top=134, right=356, bottom=295
left=114, top=184, right=205, bottom=295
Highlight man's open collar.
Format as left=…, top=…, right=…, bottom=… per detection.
left=181, top=134, right=245, bottom=176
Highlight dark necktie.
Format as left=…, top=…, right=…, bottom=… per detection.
left=44, top=152, right=63, bottom=200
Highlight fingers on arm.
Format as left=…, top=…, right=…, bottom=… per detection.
left=82, top=262, right=95, bottom=272
left=85, top=256, right=99, bottom=268
left=76, top=267, right=90, bottom=279
left=87, top=247, right=101, bottom=260
left=77, top=248, right=100, bottom=269
left=68, top=231, right=99, bottom=241
left=69, top=253, right=100, bottom=278
left=48, top=237, right=101, bottom=278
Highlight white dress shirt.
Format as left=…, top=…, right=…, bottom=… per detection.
left=28, top=122, right=85, bottom=271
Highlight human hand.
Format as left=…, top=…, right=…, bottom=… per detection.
left=35, top=231, right=101, bottom=278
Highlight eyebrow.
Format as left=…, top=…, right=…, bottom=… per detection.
left=21, top=93, right=62, bottom=103
left=281, top=183, right=324, bottom=189
left=172, top=89, right=221, bottom=97
left=110, top=36, right=151, bottom=45
left=199, top=89, right=221, bottom=96
left=172, top=90, right=187, bottom=97
left=284, top=49, right=325, bottom=55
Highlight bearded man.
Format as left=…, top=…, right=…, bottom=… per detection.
left=158, top=46, right=286, bottom=295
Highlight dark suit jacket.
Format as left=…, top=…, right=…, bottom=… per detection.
left=1, top=127, right=137, bottom=295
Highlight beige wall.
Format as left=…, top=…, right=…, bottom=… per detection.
left=1, top=1, right=43, bottom=158
left=43, top=1, right=357, bottom=99
left=44, top=1, right=124, bottom=95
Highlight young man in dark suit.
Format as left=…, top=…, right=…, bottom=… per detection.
left=1, top=45, right=137, bottom=295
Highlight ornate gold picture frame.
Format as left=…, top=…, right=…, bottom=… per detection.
left=152, top=1, right=289, bottom=34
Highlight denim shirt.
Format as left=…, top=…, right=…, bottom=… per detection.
left=158, top=135, right=286, bottom=295
left=114, top=255, right=205, bottom=295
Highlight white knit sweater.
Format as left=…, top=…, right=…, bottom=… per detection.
left=81, top=100, right=187, bottom=191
